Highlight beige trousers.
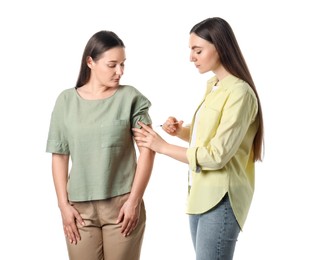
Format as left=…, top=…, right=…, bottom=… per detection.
left=66, top=193, right=146, bottom=260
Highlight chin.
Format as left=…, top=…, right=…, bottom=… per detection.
left=199, top=68, right=210, bottom=74
left=110, top=83, right=120, bottom=87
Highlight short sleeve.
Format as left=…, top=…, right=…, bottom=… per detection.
left=131, top=95, right=152, bottom=128
left=46, top=93, right=70, bottom=154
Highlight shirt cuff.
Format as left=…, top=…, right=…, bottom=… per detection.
left=186, top=147, right=201, bottom=173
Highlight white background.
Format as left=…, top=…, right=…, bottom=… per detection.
left=1, top=0, right=308, bottom=259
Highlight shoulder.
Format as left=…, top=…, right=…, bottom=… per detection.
left=117, top=85, right=151, bottom=109
left=57, top=87, right=75, bottom=98
left=118, top=85, right=146, bottom=97
left=222, top=75, right=256, bottom=101
left=53, top=88, right=76, bottom=108
left=118, top=85, right=150, bottom=101
left=55, top=88, right=75, bottom=101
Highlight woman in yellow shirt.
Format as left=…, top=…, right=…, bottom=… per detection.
left=133, top=17, right=264, bottom=260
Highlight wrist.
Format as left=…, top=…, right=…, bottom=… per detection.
left=58, top=200, right=70, bottom=209
left=175, top=128, right=183, bottom=138
left=127, top=194, right=142, bottom=206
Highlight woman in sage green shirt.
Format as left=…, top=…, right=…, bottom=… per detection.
left=46, top=31, right=155, bottom=260
left=133, top=17, right=264, bottom=260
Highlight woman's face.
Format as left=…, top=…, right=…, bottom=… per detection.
left=189, top=33, right=220, bottom=74
left=87, top=46, right=126, bottom=88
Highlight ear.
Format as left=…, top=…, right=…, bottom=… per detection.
left=86, top=56, right=94, bottom=69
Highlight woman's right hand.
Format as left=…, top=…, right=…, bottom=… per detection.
left=161, top=116, right=184, bottom=136
left=59, top=203, right=85, bottom=244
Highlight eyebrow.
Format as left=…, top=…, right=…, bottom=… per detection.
left=107, top=58, right=126, bottom=63
left=191, top=46, right=202, bottom=50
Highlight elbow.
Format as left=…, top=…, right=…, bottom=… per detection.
left=200, top=159, right=226, bottom=171
left=198, top=148, right=230, bottom=171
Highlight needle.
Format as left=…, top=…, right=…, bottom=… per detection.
left=157, top=122, right=179, bottom=127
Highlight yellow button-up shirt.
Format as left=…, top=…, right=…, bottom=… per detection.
left=186, top=75, right=259, bottom=229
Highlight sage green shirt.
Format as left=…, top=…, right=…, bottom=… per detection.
left=46, top=85, right=152, bottom=202
left=186, top=75, right=259, bottom=229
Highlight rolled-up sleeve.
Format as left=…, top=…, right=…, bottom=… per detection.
left=186, top=147, right=201, bottom=172
left=131, top=95, right=152, bottom=128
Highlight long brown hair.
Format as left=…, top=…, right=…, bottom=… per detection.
left=75, top=30, right=125, bottom=88
left=190, top=17, right=264, bottom=161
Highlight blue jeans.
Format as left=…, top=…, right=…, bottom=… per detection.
left=189, top=194, right=240, bottom=260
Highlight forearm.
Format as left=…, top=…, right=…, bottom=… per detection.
left=128, top=148, right=155, bottom=205
left=160, top=143, right=189, bottom=164
left=52, top=153, right=70, bottom=207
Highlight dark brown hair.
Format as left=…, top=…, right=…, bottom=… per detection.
left=190, top=17, right=264, bottom=161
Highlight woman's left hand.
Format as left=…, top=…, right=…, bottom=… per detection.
left=132, top=121, right=167, bottom=153
left=117, top=200, right=140, bottom=237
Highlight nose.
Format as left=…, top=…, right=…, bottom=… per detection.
left=116, top=65, right=124, bottom=75
left=190, top=53, right=197, bottom=62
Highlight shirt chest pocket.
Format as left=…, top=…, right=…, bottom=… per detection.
left=100, top=120, right=131, bottom=148
left=197, top=108, right=221, bottom=144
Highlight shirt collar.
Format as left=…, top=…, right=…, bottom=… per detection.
left=206, top=74, right=242, bottom=93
